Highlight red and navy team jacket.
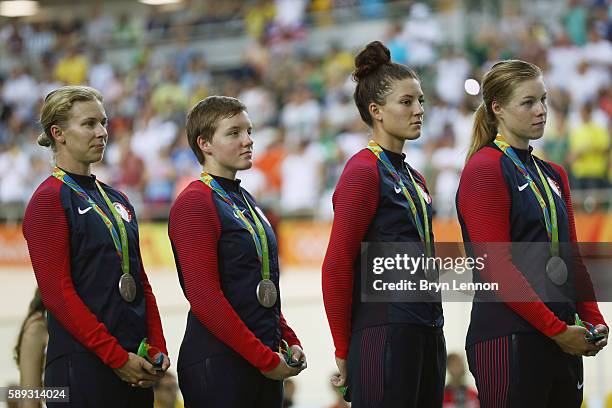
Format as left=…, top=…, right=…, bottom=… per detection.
left=168, top=176, right=300, bottom=373
left=323, top=147, right=443, bottom=360
left=23, top=171, right=167, bottom=369
left=457, top=143, right=606, bottom=347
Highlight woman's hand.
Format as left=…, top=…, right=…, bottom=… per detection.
left=551, top=325, right=599, bottom=356
left=331, top=357, right=347, bottom=388
left=261, top=352, right=305, bottom=380
left=113, top=352, right=161, bottom=388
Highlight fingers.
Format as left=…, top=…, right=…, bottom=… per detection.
left=140, top=359, right=159, bottom=376
left=137, top=380, right=155, bottom=388
left=161, top=355, right=171, bottom=372
left=331, top=373, right=345, bottom=387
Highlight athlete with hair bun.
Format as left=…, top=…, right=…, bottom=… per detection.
left=322, top=41, right=445, bottom=408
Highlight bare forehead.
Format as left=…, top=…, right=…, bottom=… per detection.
left=511, top=77, right=547, bottom=98
left=387, top=77, right=423, bottom=98
left=217, top=110, right=252, bottom=130
left=69, top=99, right=106, bottom=119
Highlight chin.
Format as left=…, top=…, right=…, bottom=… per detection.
left=404, top=132, right=421, bottom=141
left=236, top=161, right=253, bottom=171
left=529, top=131, right=545, bottom=140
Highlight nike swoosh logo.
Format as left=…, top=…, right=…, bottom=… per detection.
left=518, top=183, right=529, bottom=191
left=394, top=185, right=402, bottom=194
left=577, top=381, right=584, bottom=390
left=78, top=207, right=93, bottom=215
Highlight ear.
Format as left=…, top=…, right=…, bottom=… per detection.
left=491, top=100, right=503, bottom=118
left=197, top=135, right=212, bottom=156
left=50, top=125, right=65, bottom=144
left=369, top=102, right=383, bottom=122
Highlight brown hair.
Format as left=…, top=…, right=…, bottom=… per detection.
left=352, top=41, right=419, bottom=127
left=13, top=288, right=46, bottom=365
left=467, top=60, right=542, bottom=160
left=186, top=96, right=247, bottom=164
left=38, top=86, right=103, bottom=151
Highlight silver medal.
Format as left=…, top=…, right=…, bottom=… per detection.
left=546, top=256, right=568, bottom=286
left=119, top=274, right=136, bottom=302
left=256, top=279, right=277, bottom=308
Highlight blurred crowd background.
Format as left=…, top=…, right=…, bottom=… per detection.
left=0, top=0, right=610, bottom=224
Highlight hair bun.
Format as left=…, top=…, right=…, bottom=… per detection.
left=37, top=132, right=52, bottom=147
left=353, top=41, right=392, bottom=81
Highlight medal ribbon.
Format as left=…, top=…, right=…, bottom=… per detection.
left=52, top=167, right=130, bottom=276
left=493, top=135, right=559, bottom=256
left=367, top=140, right=431, bottom=257
left=200, top=172, right=270, bottom=280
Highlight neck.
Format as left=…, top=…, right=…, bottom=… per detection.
left=373, top=132, right=405, bottom=154
left=202, top=162, right=237, bottom=180
left=55, top=156, right=91, bottom=176
left=497, top=125, right=529, bottom=150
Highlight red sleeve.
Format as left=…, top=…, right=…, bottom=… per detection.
left=322, top=152, right=380, bottom=359
left=138, top=251, right=168, bottom=355
left=168, top=184, right=280, bottom=372
left=457, top=148, right=567, bottom=337
left=549, top=162, right=607, bottom=327
left=22, top=179, right=129, bottom=369
left=279, top=312, right=301, bottom=348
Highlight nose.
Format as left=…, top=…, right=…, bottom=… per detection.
left=243, top=132, right=254, bottom=148
left=414, top=100, right=424, bottom=116
left=536, top=100, right=547, bottom=116
left=95, top=123, right=108, bottom=138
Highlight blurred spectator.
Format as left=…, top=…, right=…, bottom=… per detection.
left=14, top=289, right=48, bottom=408
left=435, top=46, right=471, bottom=107
left=53, top=45, right=89, bottom=85
left=239, top=76, right=277, bottom=128
left=88, top=49, right=115, bottom=92
left=0, top=144, right=31, bottom=203
left=1, top=66, right=38, bottom=121
left=568, top=101, right=610, bottom=189
left=563, top=0, right=588, bottom=46
left=385, top=20, right=409, bottom=64
left=153, top=371, right=183, bottom=408
left=400, top=2, right=441, bottom=67
left=113, top=12, right=141, bottom=45
left=443, top=352, right=479, bottom=408
left=280, top=140, right=323, bottom=216
left=86, top=5, right=114, bottom=44
left=280, top=85, right=322, bottom=148
left=566, top=61, right=609, bottom=109
left=180, top=53, right=212, bottom=95
left=152, top=66, right=189, bottom=115
left=431, top=125, right=463, bottom=220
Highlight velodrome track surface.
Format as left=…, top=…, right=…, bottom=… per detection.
left=1, top=267, right=611, bottom=407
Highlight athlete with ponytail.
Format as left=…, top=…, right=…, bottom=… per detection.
left=456, top=60, right=608, bottom=407
left=322, top=41, right=445, bottom=408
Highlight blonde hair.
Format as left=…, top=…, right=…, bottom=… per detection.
left=467, top=60, right=542, bottom=160
left=38, top=86, right=103, bottom=151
